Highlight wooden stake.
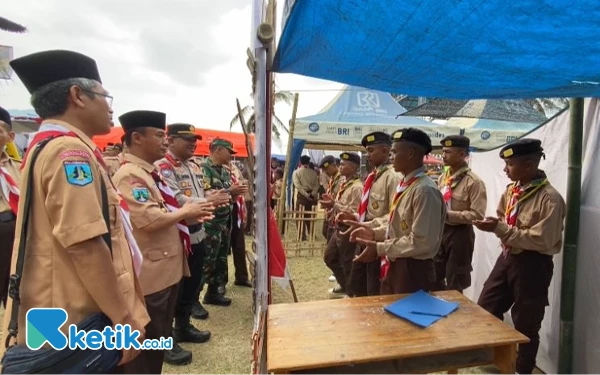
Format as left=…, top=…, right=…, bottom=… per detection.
left=277, top=93, right=299, bottom=231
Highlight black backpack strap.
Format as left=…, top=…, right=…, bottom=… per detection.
left=5, top=136, right=113, bottom=348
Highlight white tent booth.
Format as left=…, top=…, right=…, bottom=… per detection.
left=466, top=98, right=600, bottom=373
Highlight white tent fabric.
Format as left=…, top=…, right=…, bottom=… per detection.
left=465, top=98, right=600, bottom=373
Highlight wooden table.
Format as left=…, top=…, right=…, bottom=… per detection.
left=267, top=291, right=528, bottom=374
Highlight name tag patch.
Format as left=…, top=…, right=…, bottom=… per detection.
left=64, top=161, right=93, bottom=186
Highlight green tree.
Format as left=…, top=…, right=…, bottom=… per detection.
left=230, top=90, right=294, bottom=140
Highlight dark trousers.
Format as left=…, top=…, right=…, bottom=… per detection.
left=0, top=218, right=16, bottom=308
left=178, top=241, right=206, bottom=317
left=323, top=230, right=355, bottom=295
left=119, top=283, right=180, bottom=374
left=477, top=251, right=554, bottom=374
left=434, top=224, right=475, bottom=292
left=230, top=205, right=249, bottom=283
left=380, top=258, right=436, bottom=295
left=245, top=200, right=254, bottom=234
left=350, top=245, right=381, bottom=297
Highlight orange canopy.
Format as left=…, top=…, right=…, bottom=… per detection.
left=92, top=127, right=255, bottom=157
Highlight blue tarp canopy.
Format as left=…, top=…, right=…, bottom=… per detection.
left=275, top=0, right=600, bottom=99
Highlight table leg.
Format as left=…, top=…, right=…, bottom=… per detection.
left=494, top=344, right=517, bottom=374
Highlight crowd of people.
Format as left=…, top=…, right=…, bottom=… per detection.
left=300, top=129, right=565, bottom=374
left=0, top=49, right=253, bottom=374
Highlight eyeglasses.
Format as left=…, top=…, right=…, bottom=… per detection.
left=82, top=89, right=114, bottom=108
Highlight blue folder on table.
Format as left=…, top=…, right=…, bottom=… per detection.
left=384, top=290, right=459, bottom=328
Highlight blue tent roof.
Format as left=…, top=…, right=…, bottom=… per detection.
left=275, top=0, right=600, bottom=99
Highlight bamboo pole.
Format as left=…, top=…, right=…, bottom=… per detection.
left=277, top=93, right=299, bottom=231
left=236, top=98, right=256, bottom=201
left=558, top=98, right=584, bottom=374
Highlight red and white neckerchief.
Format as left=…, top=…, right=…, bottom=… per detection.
left=381, top=170, right=427, bottom=280
left=327, top=172, right=341, bottom=196
left=0, top=157, right=19, bottom=215
left=25, top=123, right=144, bottom=275
left=149, top=169, right=192, bottom=256
left=332, top=175, right=360, bottom=225
left=441, top=166, right=470, bottom=210
left=501, top=178, right=548, bottom=258
left=228, top=166, right=246, bottom=229
left=357, top=164, right=388, bottom=223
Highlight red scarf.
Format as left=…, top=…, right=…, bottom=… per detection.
left=0, top=161, right=19, bottom=215
left=441, top=166, right=470, bottom=209
left=381, top=171, right=426, bottom=280
left=357, top=164, right=388, bottom=223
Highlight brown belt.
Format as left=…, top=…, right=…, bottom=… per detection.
left=0, top=211, right=16, bottom=222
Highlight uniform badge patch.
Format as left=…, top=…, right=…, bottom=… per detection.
left=132, top=187, right=150, bottom=202
left=161, top=168, right=172, bottom=178
left=63, top=161, right=93, bottom=186
left=400, top=220, right=409, bottom=230
left=372, top=201, right=379, bottom=209
left=184, top=189, right=192, bottom=197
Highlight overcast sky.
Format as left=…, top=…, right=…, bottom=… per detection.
left=1, top=0, right=344, bottom=153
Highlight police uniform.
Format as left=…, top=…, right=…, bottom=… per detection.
left=154, top=124, right=212, bottom=353
left=371, top=129, right=446, bottom=295
left=319, top=155, right=343, bottom=241
left=202, top=138, right=235, bottom=306
left=435, top=135, right=487, bottom=292
left=227, top=162, right=251, bottom=287
left=0, top=107, right=20, bottom=308
left=477, top=139, right=566, bottom=374
left=1, top=50, right=149, bottom=366
left=351, top=132, right=400, bottom=297
left=113, top=111, right=191, bottom=373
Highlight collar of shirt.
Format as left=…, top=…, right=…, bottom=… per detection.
left=43, top=119, right=100, bottom=153
left=124, top=153, right=157, bottom=174
left=403, top=166, right=426, bottom=182
left=0, top=150, right=9, bottom=164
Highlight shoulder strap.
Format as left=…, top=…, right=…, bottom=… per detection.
left=5, top=136, right=113, bottom=348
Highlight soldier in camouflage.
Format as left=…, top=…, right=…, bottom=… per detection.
left=202, top=138, right=248, bottom=306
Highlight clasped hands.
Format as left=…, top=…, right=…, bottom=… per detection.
left=335, top=210, right=378, bottom=264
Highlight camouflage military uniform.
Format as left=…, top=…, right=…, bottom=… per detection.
left=202, top=157, right=233, bottom=287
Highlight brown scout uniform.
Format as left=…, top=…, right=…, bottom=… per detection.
left=322, top=171, right=343, bottom=241
left=435, top=168, right=487, bottom=291
left=0, top=151, right=20, bottom=308
left=352, top=164, right=400, bottom=297
left=324, top=175, right=362, bottom=296
left=104, top=153, right=123, bottom=177
left=372, top=167, right=446, bottom=295
left=478, top=171, right=565, bottom=374
left=292, top=165, right=320, bottom=237
left=113, top=153, right=190, bottom=373
left=1, top=122, right=149, bottom=355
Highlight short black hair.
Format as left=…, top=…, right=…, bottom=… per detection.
left=123, top=127, right=150, bottom=147
left=300, top=155, right=311, bottom=165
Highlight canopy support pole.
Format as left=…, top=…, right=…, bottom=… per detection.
left=558, top=97, right=583, bottom=374
left=277, top=93, right=298, bottom=231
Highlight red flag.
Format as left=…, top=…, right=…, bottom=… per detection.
left=268, top=207, right=287, bottom=279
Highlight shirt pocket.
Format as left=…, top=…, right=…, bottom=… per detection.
left=451, top=190, right=470, bottom=211
left=369, top=191, right=386, bottom=214
left=147, top=247, right=179, bottom=261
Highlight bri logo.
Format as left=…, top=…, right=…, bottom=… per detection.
left=26, top=308, right=172, bottom=351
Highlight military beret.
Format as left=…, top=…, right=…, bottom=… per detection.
left=211, top=138, right=236, bottom=154
left=339, top=152, right=361, bottom=165
left=391, top=128, right=433, bottom=154
left=499, top=138, right=544, bottom=159
left=0, top=106, right=11, bottom=128
left=167, top=123, right=202, bottom=140
left=440, top=135, right=470, bottom=148
left=319, top=155, right=336, bottom=168
left=361, top=131, right=392, bottom=148
left=119, top=110, right=166, bottom=131
left=10, top=50, right=102, bottom=94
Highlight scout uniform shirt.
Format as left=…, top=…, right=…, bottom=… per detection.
left=113, top=153, right=190, bottom=296
left=373, top=167, right=446, bottom=260
left=203, top=157, right=233, bottom=223
left=327, top=171, right=344, bottom=198
left=437, top=166, right=486, bottom=225
left=364, top=164, right=400, bottom=221
left=104, top=153, right=123, bottom=177
left=1, top=121, right=149, bottom=346
left=156, top=151, right=207, bottom=244
left=0, top=151, right=21, bottom=212
left=292, top=165, right=319, bottom=200
left=493, top=171, right=565, bottom=255
left=332, top=175, right=363, bottom=216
